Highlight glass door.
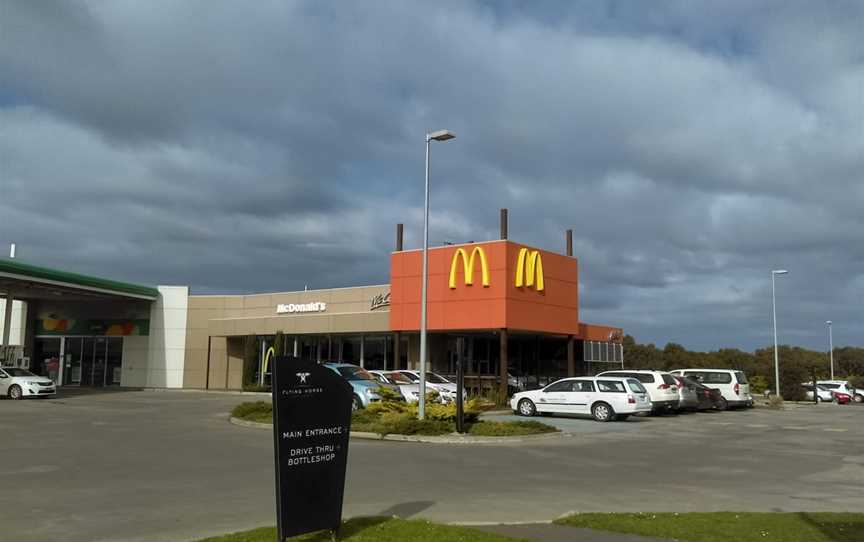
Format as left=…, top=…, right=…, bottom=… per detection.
left=106, top=338, right=122, bottom=385
left=80, top=338, right=95, bottom=386
left=92, top=338, right=107, bottom=387
left=63, top=337, right=83, bottom=385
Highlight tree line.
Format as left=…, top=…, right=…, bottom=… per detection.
left=622, top=335, right=864, bottom=400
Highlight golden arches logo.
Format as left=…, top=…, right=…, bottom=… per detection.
left=515, top=248, right=544, bottom=291
left=448, top=246, right=490, bottom=289
left=262, top=346, right=275, bottom=374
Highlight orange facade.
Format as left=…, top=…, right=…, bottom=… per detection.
left=390, top=240, right=584, bottom=335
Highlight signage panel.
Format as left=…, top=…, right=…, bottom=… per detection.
left=272, top=356, right=352, bottom=540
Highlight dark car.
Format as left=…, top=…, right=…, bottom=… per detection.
left=690, top=379, right=725, bottom=411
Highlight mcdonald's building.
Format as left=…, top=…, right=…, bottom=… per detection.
left=1, top=210, right=623, bottom=394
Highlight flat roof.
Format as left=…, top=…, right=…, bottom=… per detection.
left=0, top=259, right=159, bottom=301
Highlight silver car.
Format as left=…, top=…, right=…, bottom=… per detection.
left=672, top=375, right=699, bottom=411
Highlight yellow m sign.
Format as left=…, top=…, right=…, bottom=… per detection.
left=448, top=246, right=490, bottom=289
left=515, top=248, right=544, bottom=291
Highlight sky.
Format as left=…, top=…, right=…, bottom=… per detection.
left=1, top=0, right=862, bottom=352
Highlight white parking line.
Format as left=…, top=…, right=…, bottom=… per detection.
left=782, top=426, right=811, bottom=430
left=745, top=424, right=770, bottom=428
left=823, top=428, right=848, bottom=432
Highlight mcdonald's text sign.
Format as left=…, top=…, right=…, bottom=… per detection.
left=390, top=240, right=579, bottom=335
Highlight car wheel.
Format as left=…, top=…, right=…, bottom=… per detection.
left=8, top=385, right=23, bottom=400
left=854, top=394, right=863, bottom=404
left=517, top=399, right=536, bottom=417
left=592, top=402, right=613, bottom=422
left=352, top=395, right=362, bottom=411
left=716, top=397, right=728, bottom=411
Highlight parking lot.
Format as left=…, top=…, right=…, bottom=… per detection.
left=1, top=390, right=862, bottom=542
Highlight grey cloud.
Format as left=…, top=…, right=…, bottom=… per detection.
left=1, top=0, right=861, bottom=350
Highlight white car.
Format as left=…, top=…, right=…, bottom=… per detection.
left=395, top=370, right=467, bottom=403
left=802, top=384, right=836, bottom=403
left=595, top=370, right=680, bottom=413
left=0, top=367, right=56, bottom=399
left=368, top=370, right=423, bottom=403
left=670, top=369, right=753, bottom=409
left=511, top=376, right=652, bottom=422
left=817, top=381, right=861, bottom=403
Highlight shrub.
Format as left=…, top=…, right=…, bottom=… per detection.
left=231, top=401, right=272, bottom=421
left=748, top=375, right=769, bottom=395
left=767, top=395, right=785, bottom=410
left=241, top=384, right=271, bottom=392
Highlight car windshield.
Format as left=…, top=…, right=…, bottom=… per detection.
left=820, top=383, right=839, bottom=389
left=336, top=367, right=375, bottom=381
left=2, top=368, right=34, bottom=377
left=426, top=373, right=450, bottom=384
left=385, top=372, right=413, bottom=384
left=400, top=372, right=419, bottom=382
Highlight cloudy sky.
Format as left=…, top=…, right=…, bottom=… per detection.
left=1, top=1, right=862, bottom=351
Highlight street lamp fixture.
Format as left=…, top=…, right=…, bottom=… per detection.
left=771, top=269, right=788, bottom=397
left=419, top=129, right=455, bottom=420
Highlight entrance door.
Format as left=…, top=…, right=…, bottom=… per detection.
left=63, top=337, right=83, bottom=385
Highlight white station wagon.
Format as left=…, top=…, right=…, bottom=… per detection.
left=511, top=376, right=651, bottom=422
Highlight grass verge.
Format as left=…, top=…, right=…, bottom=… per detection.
left=554, top=512, right=864, bottom=542
left=231, top=401, right=558, bottom=437
left=193, top=517, right=528, bottom=541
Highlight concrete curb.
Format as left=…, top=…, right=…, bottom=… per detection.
left=229, top=417, right=568, bottom=444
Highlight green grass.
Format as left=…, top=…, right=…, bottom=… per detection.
left=193, top=517, right=527, bottom=541
left=466, top=420, right=558, bottom=436
left=555, top=512, right=864, bottom=542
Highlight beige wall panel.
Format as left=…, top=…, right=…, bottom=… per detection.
left=243, top=295, right=273, bottom=309
left=226, top=337, right=244, bottom=390
left=224, top=297, right=245, bottom=310
left=187, top=297, right=227, bottom=310
left=208, top=337, right=228, bottom=389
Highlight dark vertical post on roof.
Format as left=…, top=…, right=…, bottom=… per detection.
left=205, top=336, right=212, bottom=390
left=567, top=336, right=575, bottom=376
left=500, top=209, right=508, bottom=240
left=395, top=223, right=404, bottom=251
left=499, top=329, right=508, bottom=404
left=566, top=229, right=573, bottom=256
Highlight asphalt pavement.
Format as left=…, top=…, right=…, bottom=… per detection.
left=0, top=390, right=861, bottom=542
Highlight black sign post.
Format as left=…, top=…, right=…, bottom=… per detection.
left=455, top=337, right=465, bottom=434
left=272, top=356, right=353, bottom=540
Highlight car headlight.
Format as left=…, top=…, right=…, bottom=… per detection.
left=27, top=381, right=40, bottom=385
left=366, top=388, right=379, bottom=396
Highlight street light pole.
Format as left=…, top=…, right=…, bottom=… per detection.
left=826, top=320, right=834, bottom=380
left=419, top=129, right=455, bottom=420
left=771, top=269, right=788, bottom=397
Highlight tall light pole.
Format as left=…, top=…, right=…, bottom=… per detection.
left=419, top=129, right=455, bottom=420
left=826, top=320, right=834, bottom=380
left=771, top=269, right=788, bottom=397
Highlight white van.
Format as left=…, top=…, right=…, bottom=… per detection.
left=669, top=369, right=752, bottom=409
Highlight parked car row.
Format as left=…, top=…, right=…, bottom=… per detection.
left=511, top=369, right=754, bottom=422
left=323, top=363, right=466, bottom=410
left=801, top=380, right=859, bottom=404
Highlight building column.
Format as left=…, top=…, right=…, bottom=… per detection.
left=359, top=335, right=365, bottom=368
left=293, top=337, right=299, bottom=358
left=392, top=332, right=401, bottom=371
left=499, top=329, right=508, bottom=403
left=2, top=292, right=13, bottom=349
left=567, top=335, right=575, bottom=376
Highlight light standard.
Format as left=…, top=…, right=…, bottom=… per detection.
left=771, top=269, right=788, bottom=397
left=826, top=320, right=834, bottom=380
left=419, top=129, right=455, bottom=420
